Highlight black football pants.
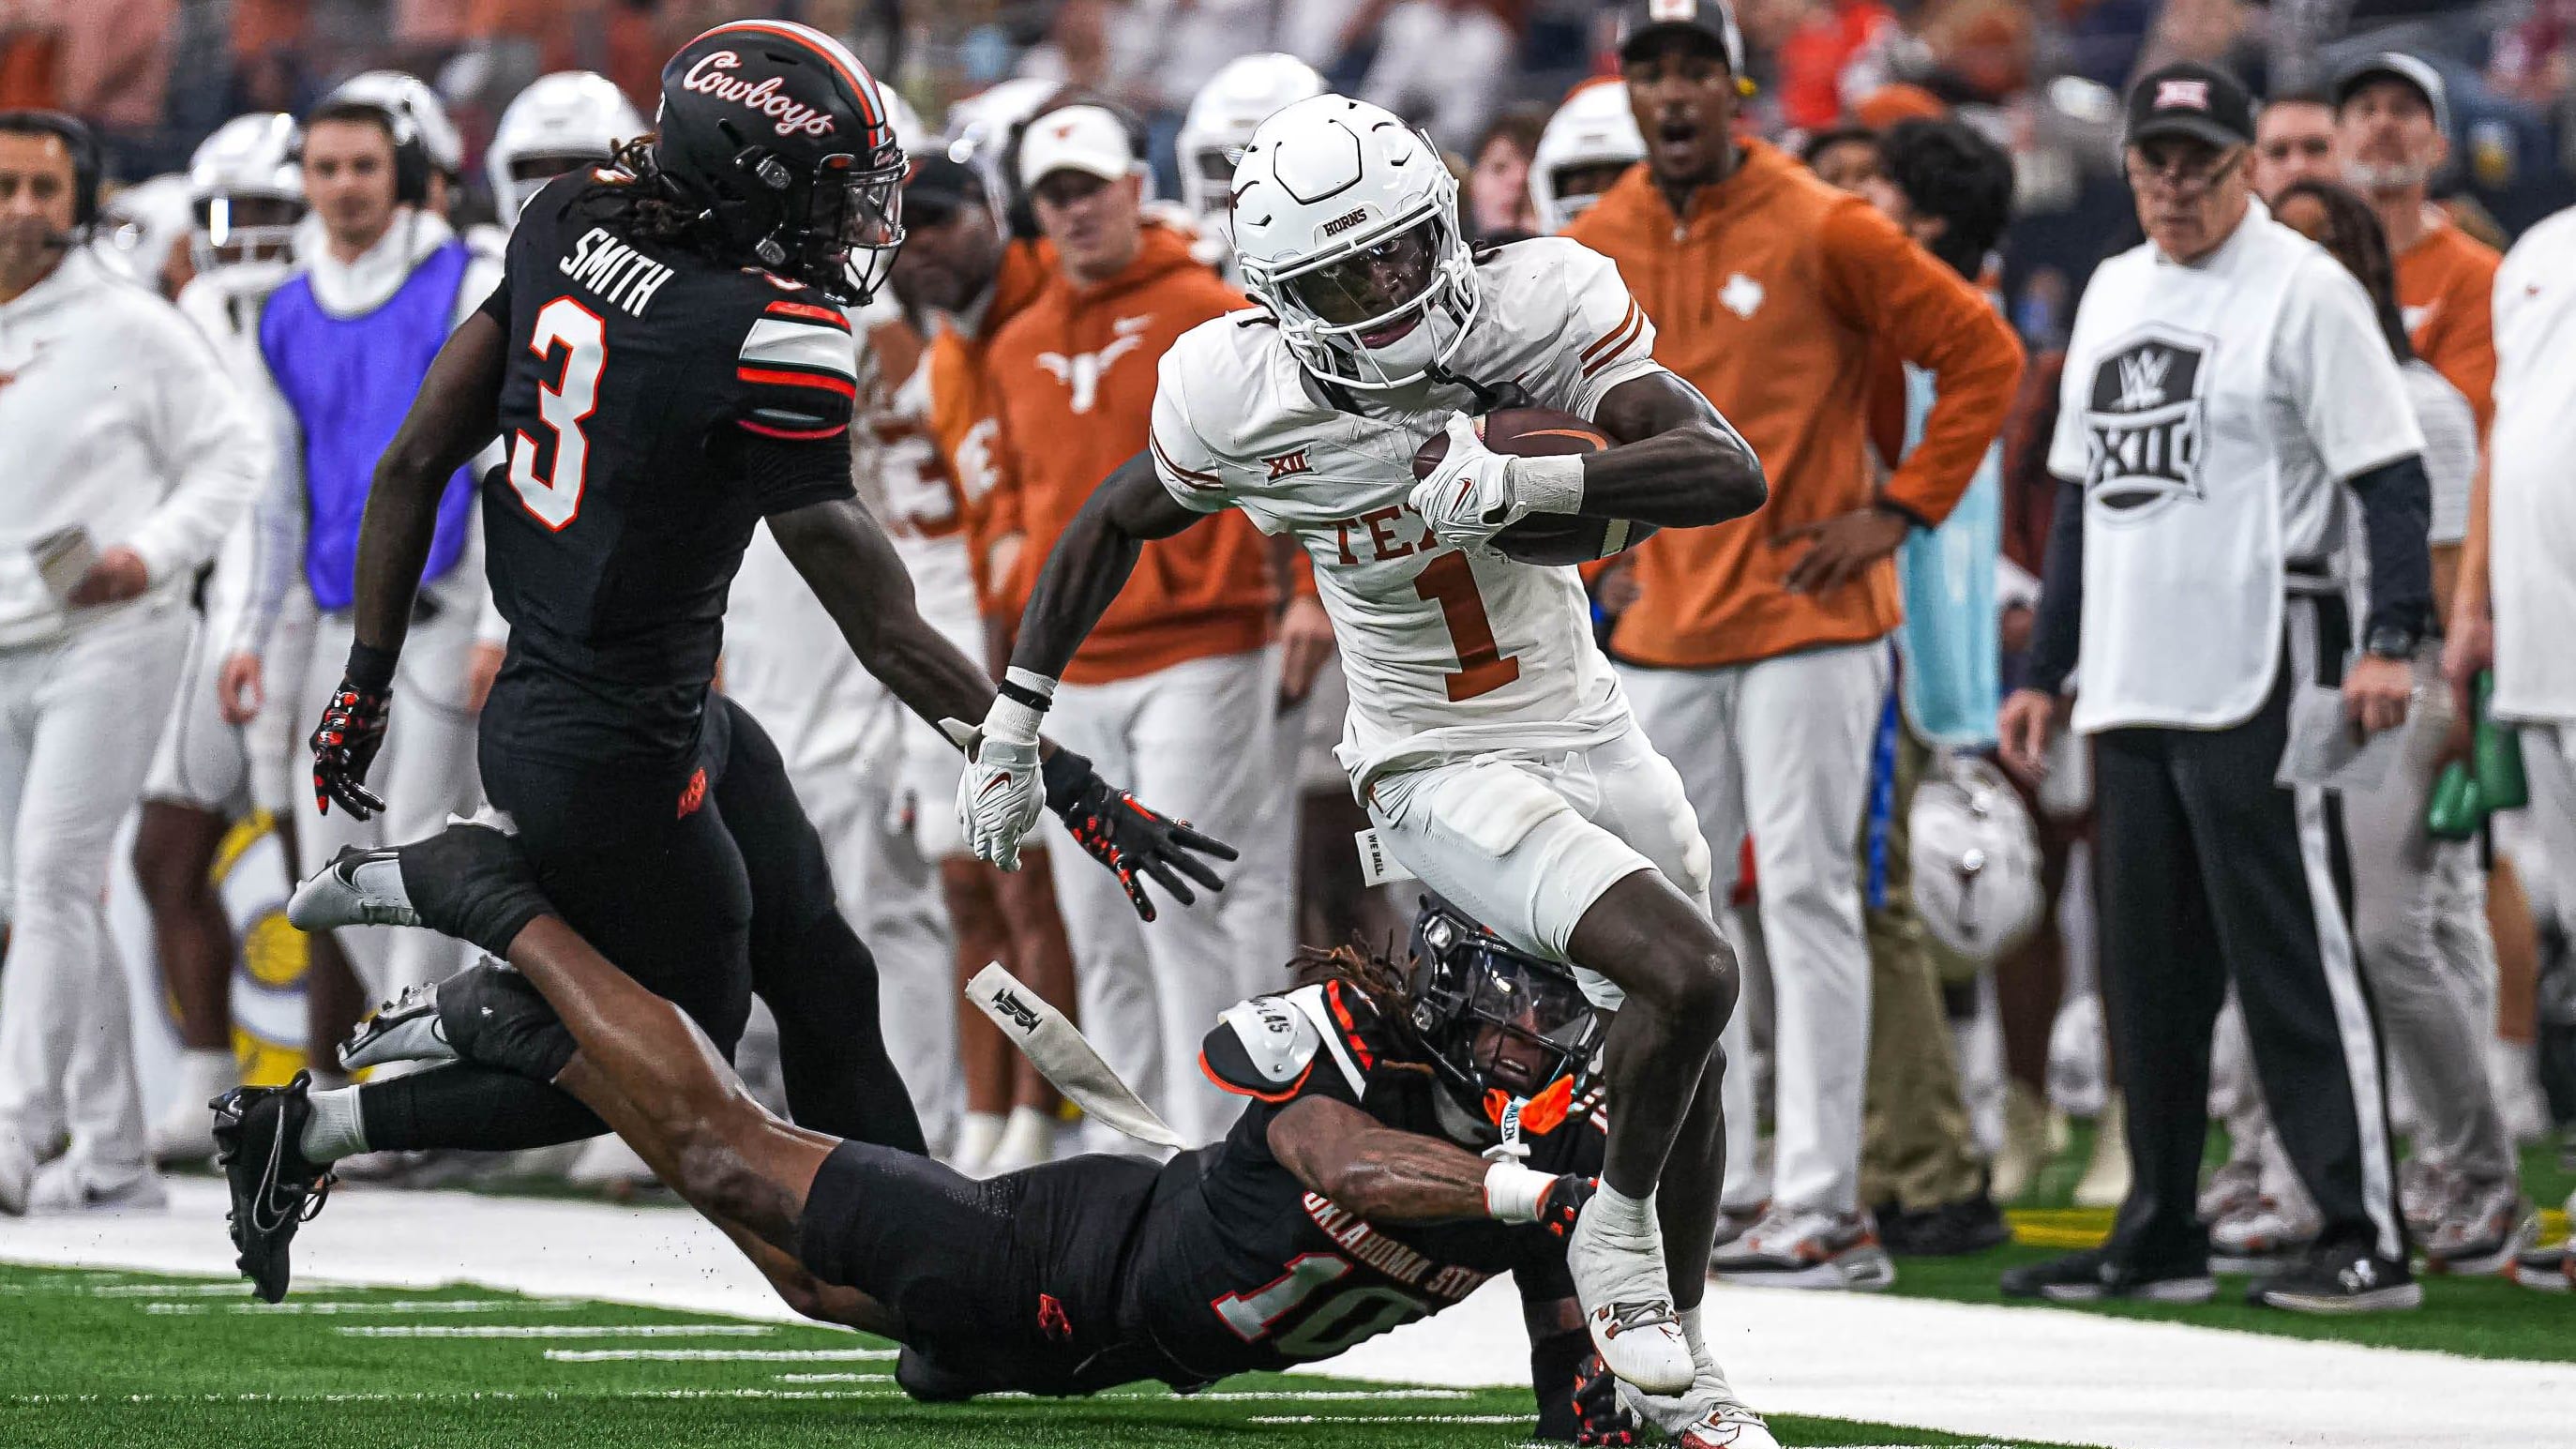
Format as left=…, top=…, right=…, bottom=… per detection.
left=354, top=695, right=926, bottom=1155
left=2095, top=592, right=2405, bottom=1265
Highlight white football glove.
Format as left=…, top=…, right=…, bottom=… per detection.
left=1408, top=412, right=1527, bottom=551
left=951, top=702, right=1044, bottom=872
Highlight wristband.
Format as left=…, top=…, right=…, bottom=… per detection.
left=1512, top=452, right=1586, bottom=517
left=1039, top=747, right=1095, bottom=813
left=345, top=641, right=399, bottom=694
left=1484, top=1160, right=1557, bottom=1223
left=997, top=665, right=1058, bottom=716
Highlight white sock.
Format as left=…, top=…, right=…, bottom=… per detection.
left=298, top=1086, right=369, bottom=1163
left=1590, top=1183, right=1659, bottom=1241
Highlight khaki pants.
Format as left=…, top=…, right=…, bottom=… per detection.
left=1860, top=721, right=1987, bottom=1213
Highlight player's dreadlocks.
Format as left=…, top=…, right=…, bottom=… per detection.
left=562, top=137, right=730, bottom=262
left=1288, top=944, right=1436, bottom=1079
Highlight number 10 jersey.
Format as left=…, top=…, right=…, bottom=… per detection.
left=1147, top=237, right=1667, bottom=794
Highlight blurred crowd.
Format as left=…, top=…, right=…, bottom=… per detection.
left=0, top=0, right=2570, bottom=1306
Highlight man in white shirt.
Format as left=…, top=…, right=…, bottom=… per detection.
left=1997, top=64, right=2433, bottom=1313
left=0, top=112, right=267, bottom=1214
left=221, top=84, right=503, bottom=1011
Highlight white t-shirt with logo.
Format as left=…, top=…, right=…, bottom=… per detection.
left=2048, top=204, right=2423, bottom=733
left=1148, top=237, right=1667, bottom=792
left=2489, top=204, right=2576, bottom=724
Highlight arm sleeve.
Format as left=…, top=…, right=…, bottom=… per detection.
left=2348, top=454, right=2434, bottom=640
left=2027, top=475, right=2086, bottom=695
left=1815, top=202, right=2025, bottom=527
left=2403, top=365, right=2478, bottom=547
left=225, top=388, right=308, bottom=658
left=1148, top=350, right=1234, bottom=515
left=123, top=311, right=271, bottom=587
left=1528, top=243, right=1663, bottom=420
left=2281, top=255, right=2426, bottom=482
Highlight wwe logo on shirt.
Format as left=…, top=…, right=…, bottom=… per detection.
left=2084, top=326, right=2210, bottom=519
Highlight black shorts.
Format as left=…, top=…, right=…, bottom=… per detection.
left=795, top=1142, right=1191, bottom=1396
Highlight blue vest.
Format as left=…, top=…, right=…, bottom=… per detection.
left=260, top=238, right=476, bottom=611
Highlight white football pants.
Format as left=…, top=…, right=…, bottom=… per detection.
left=1620, top=641, right=1890, bottom=1216
left=1045, top=649, right=1280, bottom=1149
left=0, top=603, right=191, bottom=1170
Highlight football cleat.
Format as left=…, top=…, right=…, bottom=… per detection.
left=2423, top=1181, right=2538, bottom=1277
left=212, top=1071, right=334, bottom=1303
left=2249, top=1244, right=2421, bottom=1313
left=1999, top=1246, right=2215, bottom=1304
left=1710, top=1207, right=1896, bottom=1291
left=26, top=1155, right=167, bottom=1215
left=289, top=817, right=552, bottom=958
left=1566, top=1193, right=1695, bottom=1395
left=1614, top=1359, right=1780, bottom=1449
left=340, top=980, right=456, bottom=1071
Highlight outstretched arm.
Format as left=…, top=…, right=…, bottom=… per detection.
left=1266, top=1094, right=1593, bottom=1228
left=1005, top=448, right=1205, bottom=678
left=1579, top=370, right=1768, bottom=528
left=353, top=311, right=506, bottom=661
left=767, top=494, right=998, bottom=732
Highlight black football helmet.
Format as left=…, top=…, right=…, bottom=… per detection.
left=1407, top=898, right=1604, bottom=1130
left=653, top=21, right=905, bottom=302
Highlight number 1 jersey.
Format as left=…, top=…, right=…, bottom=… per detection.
left=476, top=171, right=862, bottom=766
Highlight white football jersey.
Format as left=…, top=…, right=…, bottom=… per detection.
left=1149, top=237, right=1665, bottom=792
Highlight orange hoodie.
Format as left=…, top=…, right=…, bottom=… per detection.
left=2395, top=219, right=2499, bottom=434
left=926, top=238, right=1054, bottom=606
left=985, top=222, right=1276, bottom=686
left=1565, top=142, right=2022, bottom=670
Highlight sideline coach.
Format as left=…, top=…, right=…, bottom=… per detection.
left=1996, top=64, right=2433, bottom=1312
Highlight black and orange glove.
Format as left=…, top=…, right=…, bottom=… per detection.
left=1573, top=1351, right=1642, bottom=1446
left=311, top=645, right=396, bottom=818
left=1040, top=747, right=1238, bottom=922
left=1537, top=1173, right=1597, bottom=1241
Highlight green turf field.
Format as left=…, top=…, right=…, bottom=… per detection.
left=0, top=1264, right=2087, bottom=1449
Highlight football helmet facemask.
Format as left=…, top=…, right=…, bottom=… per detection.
left=1408, top=898, right=1603, bottom=1126
left=187, top=113, right=304, bottom=278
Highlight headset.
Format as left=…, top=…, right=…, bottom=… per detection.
left=292, top=95, right=434, bottom=207
left=996, top=90, right=1153, bottom=242
left=0, top=109, right=105, bottom=230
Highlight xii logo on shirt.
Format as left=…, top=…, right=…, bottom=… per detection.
left=1035, top=314, right=1153, bottom=415
left=2084, top=325, right=2211, bottom=520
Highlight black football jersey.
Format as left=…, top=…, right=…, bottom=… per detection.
left=476, top=172, right=861, bottom=766
left=1122, top=979, right=1604, bottom=1381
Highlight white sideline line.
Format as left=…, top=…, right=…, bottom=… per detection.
left=771, top=1373, right=893, bottom=1382
left=546, top=1347, right=899, bottom=1362
left=8, top=1390, right=913, bottom=1406
left=147, top=1298, right=575, bottom=1315
left=339, top=1324, right=773, bottom=1338
left=1246, top=1414, right=1529, bottom=1425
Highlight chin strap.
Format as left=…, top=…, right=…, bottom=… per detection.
left=1425, top=362, right=1530, bottom=414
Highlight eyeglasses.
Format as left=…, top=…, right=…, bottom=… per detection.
left=2125, top=144, right=2246, bottom=198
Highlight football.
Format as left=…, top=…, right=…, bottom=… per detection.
left=1409, top=407, right=1659, bottom=566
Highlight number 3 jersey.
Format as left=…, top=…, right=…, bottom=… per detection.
left=476, top=171, right=863, bottom=766
left=1122, top=977, right=1604, bottom=1381
left=1147, top=237, right=1667, bottom=792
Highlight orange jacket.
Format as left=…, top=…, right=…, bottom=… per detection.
left=2396, top=219, right=2499, bottom=434
left=925, top=239, right=1054, bottom=606
left=1566, top=142, right=2023, bottom=670
left=985, top=222, right=1277, bottom=685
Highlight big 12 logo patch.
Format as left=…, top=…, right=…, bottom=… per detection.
left=2083, top=325, right=2212, bottom=520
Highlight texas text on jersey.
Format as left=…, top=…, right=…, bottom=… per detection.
left=1146, top=237, right=1665, bottom=792
left=1130, top=971, right=1607, bottom=1381
left=476, top=168, right=864, bottom=765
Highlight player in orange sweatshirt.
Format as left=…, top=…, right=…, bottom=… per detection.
left=1567, top=0, right=2020, bottom=1287
left=982, top=105, right=1289, bottom=1147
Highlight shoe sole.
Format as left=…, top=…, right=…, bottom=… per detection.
left=1714, top=1246, right=1897, bottom=1291
left=2425, top=1215, right=2540, bottom=1278
left=2257, top=1282, right=2424, bottom=1313
left=2038, top=1275, right=2217, bottom=1305
left=2508, top=1256, right=2570, bottom=1292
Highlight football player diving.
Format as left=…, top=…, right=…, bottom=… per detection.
left=285, top=817, right=1776, bottom=1445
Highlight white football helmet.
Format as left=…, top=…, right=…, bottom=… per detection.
left=1231, top=95, right=1481, bottom=392
left=1176, top=53, right=1326, bottom=236
left=486, top=71, right=644, bottom=221
left=187, top=113, right=304, bottom=279
left=1908, top=755, right=2044, bottom=966
left=92, top=174, right=194, bottom=289
left=1529, top=81, right=1643, bottom=234
left=330, top=69, right=462, bottom=178
left=942, top=77, right=1059, bottom=217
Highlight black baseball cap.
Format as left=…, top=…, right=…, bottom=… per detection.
left=1615, top=0, right=1746, bottom=75
left=904, top=154, right=984, bottom=216
left=2333, top=52, right=2451, bottom=137
left=2124, top=61, right=2255, bottom=150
